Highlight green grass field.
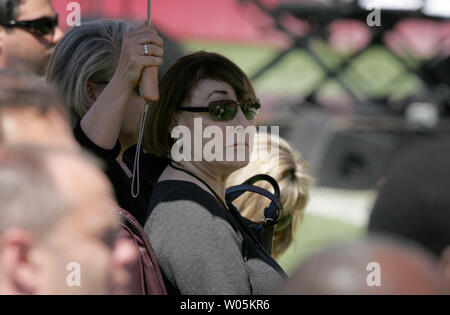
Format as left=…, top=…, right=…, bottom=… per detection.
left=183, top=40, right=423, bottom=101
left=277, top=214, right=365, bottom=274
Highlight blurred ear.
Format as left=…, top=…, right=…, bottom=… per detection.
left=83, top=82, right=103, bottom=109
left=0, top=228, right=39, bottom=294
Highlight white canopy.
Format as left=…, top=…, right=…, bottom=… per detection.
left=358, top=0, right=450, bottom=18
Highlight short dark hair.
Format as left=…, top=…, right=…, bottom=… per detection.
left=368, top=138, right=450, bottom=257
left=0, top=69, right=67, bottom=116
left=0, top=0, right=21, bottom=26
left=143, top=51, right=256, bottom=157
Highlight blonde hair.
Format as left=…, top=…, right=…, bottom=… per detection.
left=46, top=20, right=135, bottom=126
left=227, top=133, right=314, bottom=259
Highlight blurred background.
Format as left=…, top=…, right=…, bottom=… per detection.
left=51, top=0, right=450, bottom=274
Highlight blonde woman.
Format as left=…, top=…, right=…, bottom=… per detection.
left=227, top=133, right=314, bottom=259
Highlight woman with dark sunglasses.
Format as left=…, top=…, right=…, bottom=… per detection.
left=142, top=51, right=286, bottom=294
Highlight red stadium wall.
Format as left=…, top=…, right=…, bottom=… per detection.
left=51, top=0, right=289, bottom=43
left=51, top=0, right=450, bottom=55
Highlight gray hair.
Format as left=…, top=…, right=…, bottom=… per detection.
left=46, top=19, right=136, bottom=126
left=0, top=146, right=69, bottom=237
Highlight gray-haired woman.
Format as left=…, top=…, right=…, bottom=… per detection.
left=47, top=20, right=163, bottom=217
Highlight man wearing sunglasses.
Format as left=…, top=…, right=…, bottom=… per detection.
left=0, top=0, right=63, bottom=76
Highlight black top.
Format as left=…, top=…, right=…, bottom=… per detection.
left=73, top=120, right=152, bottom=220
left=144, top=180, right=286, bottom=295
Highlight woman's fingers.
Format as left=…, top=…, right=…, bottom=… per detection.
left=136, top=32, right=163, bottom=47
left=136, top=56, right=163, bottom=68
left=132, top=23, right=152, bottom=34
left=129, top=24, right=164, bottom=47
left=114, top=24, right=163, bottom=86
left=135, top=44, right=164, bottom=57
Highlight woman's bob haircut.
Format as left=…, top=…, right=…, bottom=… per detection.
left=143, top=51, right=256, bottom=157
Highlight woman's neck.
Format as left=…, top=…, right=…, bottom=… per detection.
left=159, top=161, right=230, bottom=205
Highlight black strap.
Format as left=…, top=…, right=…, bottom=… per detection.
left=226, top=174, right=283, bottom=227
left=168, top=163, right=228, bottom=209
left=169, top=164, right=283, bottom=228
left=161, top=165, right=286, bottom=276
left=225, top=174, right=284, bottom=256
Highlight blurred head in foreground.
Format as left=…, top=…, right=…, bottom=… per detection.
left=368, top=139, right=450, bottom=286
left=0, top=70, right=76, bottom=148
left=277, top=237, right=448, bottom=295
left=227, top=133, right=313, bottom=258
left=0, top=146, right=137, bottom=294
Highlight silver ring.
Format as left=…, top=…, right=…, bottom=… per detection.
left=144, top=44, right=149, bottom=55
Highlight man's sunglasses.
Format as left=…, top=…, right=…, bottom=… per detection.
left=1, top=14, right=59, bottom=37
left=176, top=99, right=261, bottom=122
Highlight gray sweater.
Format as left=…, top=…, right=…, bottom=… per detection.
left=144, top=180, right=286, bottom=295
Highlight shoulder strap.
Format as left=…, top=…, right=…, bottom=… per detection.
left=226, top=174, right=283, bottom=227
left=116, top=207, right=167, bottom=295
left=169, top=163, right=229, bottom=209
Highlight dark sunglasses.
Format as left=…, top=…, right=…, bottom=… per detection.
left=177, top=98, right=261, bottom=122
left=1, top=14, right=59, bottom=37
